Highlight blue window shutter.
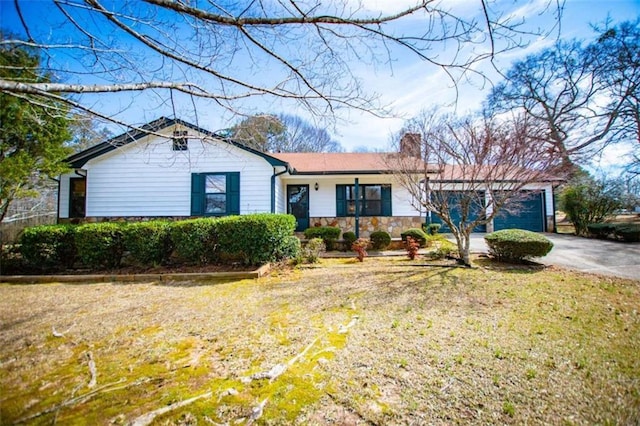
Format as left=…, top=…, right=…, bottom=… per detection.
left=191, top=173, right=204, bottom=216
left=336, top=185, right=346, bottom=216
left=227, top=172, right=240, bottom=215
left=382, top=184, right=392, bottom=216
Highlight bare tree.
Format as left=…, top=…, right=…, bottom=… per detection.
left=589, top=20, right=640, bottom=175
left=228, top=113, right=342, bottom=152
left=67, top=113, right=114, bottom=153
left=229, top=114, right=287, bottom=152
left=278, top=114, right=343, bottom=152
left=486, top=20, right=640, bottom=173
left=388, top=111, right=563, bottom=266
left=0, top=1, right=561, bottom=133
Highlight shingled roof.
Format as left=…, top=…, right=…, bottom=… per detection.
left=271, top=152, right=429, bottom=174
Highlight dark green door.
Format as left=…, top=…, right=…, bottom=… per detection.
left=69, top=177, right=86, bottom=218
left=287, top=185, right=309, bottom=232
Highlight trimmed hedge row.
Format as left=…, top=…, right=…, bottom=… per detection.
left=484, top=229, right=553, bottom=262
left=19, top=214, right=298, bottom=271
left=587, top=223, right=640, bottom=242
left=19, top=224, right=76, bottom=271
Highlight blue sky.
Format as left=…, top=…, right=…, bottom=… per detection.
left=337, top=0, right=640, bottom=149
left=1, top=0, right=639, bottom=163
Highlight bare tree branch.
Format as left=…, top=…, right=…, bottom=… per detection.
left=388, top=110, right=564, bottom=265
left=1, top=1, right=560, bottom=132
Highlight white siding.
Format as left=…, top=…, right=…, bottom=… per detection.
left=281, top=175, right=422, bottom=217
left=80, top=127, right=274, bottom=217
left=544, top=184, right=554, bottom=216
left=277, top=177, right=554, bottom=219
left=58, top=172, right=75, bottom=218
left=274, top=174, right=286, bottom=214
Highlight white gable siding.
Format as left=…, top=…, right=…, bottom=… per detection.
left=79, top=128, right=274, bottom=217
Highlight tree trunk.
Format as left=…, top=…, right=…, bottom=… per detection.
left=453, top=231, right=472, bottom=267
left=459, top=236, right=471, bottom=267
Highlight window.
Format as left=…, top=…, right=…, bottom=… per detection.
left=172, top=130, right=188, bottom=151
left=336, top=184, right=392, bottom=217
left=205, top=175, right=226, bottom=214
left=191, top=172, right=240, bottom=216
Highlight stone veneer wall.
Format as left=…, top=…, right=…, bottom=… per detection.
left=309, top=216, right=425, bottom=238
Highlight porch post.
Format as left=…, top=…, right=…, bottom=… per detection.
left=354, top=178, right=360, bottom=238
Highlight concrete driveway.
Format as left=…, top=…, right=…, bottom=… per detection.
left=466, top=233, right=640, bottom=280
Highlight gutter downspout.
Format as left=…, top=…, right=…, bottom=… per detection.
left=51, top=176, right=61, bottom=224
left=271, top=166, right=289, bottom=213
left=551, top=188, right=557, bottom=233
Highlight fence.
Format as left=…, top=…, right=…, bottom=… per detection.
left=0, top=213, right=57, bottom=243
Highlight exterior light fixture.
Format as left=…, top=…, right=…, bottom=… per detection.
left=314, top=182, right=319, bottom=191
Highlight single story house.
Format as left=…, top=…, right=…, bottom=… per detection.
left=58, top=117, right=558, bottom=236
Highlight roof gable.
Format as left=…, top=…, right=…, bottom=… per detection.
left=66, top=117, right=288, bottom=169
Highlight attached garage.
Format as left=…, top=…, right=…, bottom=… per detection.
left=493, top=191, right=545, bottom=232
left=430, top=192, right=487, bottom=233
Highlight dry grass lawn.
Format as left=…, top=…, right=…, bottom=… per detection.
left=1, top=257, right=639, bottom=425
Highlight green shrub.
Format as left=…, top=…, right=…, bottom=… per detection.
left=1, top=244, right=23, bottom=274
left=216, top=214, right=296, bottom=265
left=303, top=226, right=341, bottom=250
left=426, top=223, right=441, bottom=235
left=300, top=238, right=325, bottom=264
left=276, top=235, right=301, bottom=261
left=431, top=240, right=458, bottom=260
left=560, top=180, right=621, bottom=236
left=122, top=221, right=172, bottom=266
left=75, top=222, right=126, bottom=269
left=370, top=230, right=391, bottom=250
left=614, top=224, right=640, bottom=242
left=169, top=218, right=218, bottom=265
left=484, top=229, right=553, bottom=262
left=19, top=224, right=77, bottom=271
left=424, top=233, right=446, bottom=247
left=342, top=231, right=357, bottom=250
left=401, top=228, right=428, bottom=247
left=587, top=223, right=616, bottom=239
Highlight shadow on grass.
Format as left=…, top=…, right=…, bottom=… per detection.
left=474, top=257, right=547, bottom=274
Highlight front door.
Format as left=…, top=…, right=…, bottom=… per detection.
left=69, top=177, right=86, bottom=218
left=287, top=185, right=309, bottom=232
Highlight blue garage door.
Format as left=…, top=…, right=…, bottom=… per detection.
left=430, top=192, right=487, bottom=233
left=493, top=192, right=545, bottom=232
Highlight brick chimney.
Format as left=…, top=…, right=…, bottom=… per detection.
left=399, top=133, right=421, bottom=157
